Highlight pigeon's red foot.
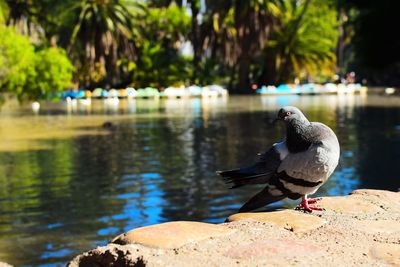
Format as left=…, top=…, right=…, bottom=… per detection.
left=306, top=197, right=322, bottom=204
left=295, top=197, right=324, bottom=212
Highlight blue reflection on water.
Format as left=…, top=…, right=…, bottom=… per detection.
left=97, top=227, right=120, bottom=236
left=40, top=248, right=72, bottom=259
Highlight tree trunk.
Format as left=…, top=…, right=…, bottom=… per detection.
left=336, top=8, right=345, bottom=75
left=190, top=1, right=201, bottom=84
left=259, top=48, right=277, bottom=85
left=236, top=54, right=251, bottom=93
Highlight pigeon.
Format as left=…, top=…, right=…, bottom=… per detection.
left=217, top=106, right=340, bottom=212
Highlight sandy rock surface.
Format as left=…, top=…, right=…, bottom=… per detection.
left=112, top=221, right=236, bottom=249
left=68, top=189, right=400, bottom=267
left=228, top=209, right=327, bottom=233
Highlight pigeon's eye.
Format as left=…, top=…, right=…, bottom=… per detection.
left=286, top=112, right=291, bottom=116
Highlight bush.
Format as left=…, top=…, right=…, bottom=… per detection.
left=0, top=26, right=74, bottom=100
left=0, top=25, right=37, bottom=96
left=31, top=47, right=74, bottom=99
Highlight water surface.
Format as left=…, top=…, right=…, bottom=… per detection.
left=0, top=95, right=399, bottom=266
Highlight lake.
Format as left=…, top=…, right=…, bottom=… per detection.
left=0, top=94, right=399, bottom=266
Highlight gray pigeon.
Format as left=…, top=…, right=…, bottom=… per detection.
left=217, top=106, right=340, bottom=212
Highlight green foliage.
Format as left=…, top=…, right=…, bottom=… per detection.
left=134, top=3, right=192, bottom=88
left=142, top=2, right=191, bottom=40
left=30, top=47, right=74, bottom=99
left=0, top=0, right=8, bottom=24
left=2, top=0, right=394, bottom=93
left=0, top=26, right=73, bottom=100
left=66, top=0, right=140, bottom=87
left=0, top=25, right=36, bottom=95
left=134, top=41, right=192, bottom=88
left=267, top=0, right=338, bottom=83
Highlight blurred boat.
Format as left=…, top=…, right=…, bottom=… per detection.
left=186, top=85, right=202, bottom=97
left=60, top=84, right=231, bottom=102
left=299, top=83, right=323, bottom=95
left=136, top=87, right=160, bottom=98
left=162, top=86, right=189, bottom=98
left=201, top=85, right=228, bottom=98
left=92, top=88, right=108, bottom=98
left=126, top=87, right=137, bottom=98
left=320, top=83, right=338, bottom=94
left=257, top=84, right=300, bottom=95
left=118, top=89, right=127, bottom=98
left=108, top=89, right=119, bottom=98
left=85, top=90, right=92, bottom=98
left=208, top=85, right=228, bottom=97
left=257, top=83, right=365, bottom=96
left=161, top=85, right=228, bottom=98
left=337, top=83, right=363, bottom=94
left=61, top=90, right=85, bottom=99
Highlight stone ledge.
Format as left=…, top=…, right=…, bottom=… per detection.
left=317, top=195, right=383, bottom=213
left=351, top=189, right=400, bottom=211
left=225, top=239, right=322, bottom=259
left=111, top=221, right=236, bottom=249
left=68, top=189, right=400, bottom=266
left=227, top=209, right=326, bottom=233
left=370, top=243, right=400, bottom=266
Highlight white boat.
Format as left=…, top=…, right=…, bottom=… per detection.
left=163, top=86, right=189, bottom=98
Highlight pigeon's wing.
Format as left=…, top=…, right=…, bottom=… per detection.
left=276, top=139, right=339, bottom=195
left=233, top=141, right=295, bottom=212
left=218, top=141, right=288, bottom=188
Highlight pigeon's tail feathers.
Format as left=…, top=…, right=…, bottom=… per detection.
left=239, top=186, right=287, bottom=212
left=217, top=168, right=273, bottom=189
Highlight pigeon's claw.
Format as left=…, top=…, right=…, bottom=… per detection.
left=295, top=196, right=324, bottom=212
left=295, top=204, right=324, bottom=212
left=306, top=197, right=322, bottom=204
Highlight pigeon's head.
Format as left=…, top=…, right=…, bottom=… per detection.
left=276, top=106, right=308, bottom=123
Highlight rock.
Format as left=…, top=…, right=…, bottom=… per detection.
left=370, top=243, right=400, bottom=266
left=356, top=220, right=400, bottom=234
left=351, top=189, right=400, bottom=210
left=68, top=244, right=146, bottom=267
left=0, top=263, right=12, bottom=267
left=227, top=209, right=326, bottom=233
left=225, top=239, right=321, bottom=259
left=351, top=189, right=400, bottom=200
left=317, top=196, right=382, bottom=213
left=111, top=221, right=235, bottom=249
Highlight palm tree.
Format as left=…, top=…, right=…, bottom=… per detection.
left=3, top=0, right=46, bottom=41
left=263, top=0, right=338, bottom=84
left=66, top=0, right=141, bottom=87
left=231, top=0, right=280, bottom=92
left=188, top=0, right=281, bottom=92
